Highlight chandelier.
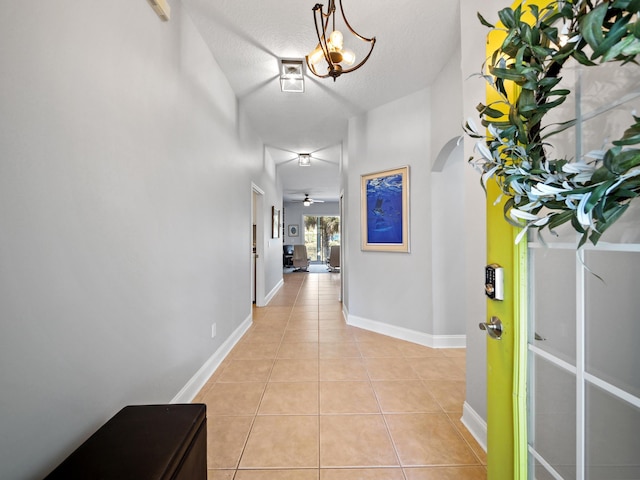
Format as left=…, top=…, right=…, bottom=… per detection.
left=305, top=0, right=376, bottom=81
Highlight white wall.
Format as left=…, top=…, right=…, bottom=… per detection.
left=262, top=149, right=285, bottom=298
left=345, top=88, right=434, bottom=335
left=430, top=46, right=466, bottom=337
left=344, top=68, right=473, bottom=344
left=0, top=2, right=278, bottom=478
left=459, top=0, right=512, bottom=442
left=340, top=146, right=351, bottom=308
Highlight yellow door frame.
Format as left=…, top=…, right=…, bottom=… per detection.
left=484, top=2, right=552, bottom=478
left=485, top=178, right=528, bottom=480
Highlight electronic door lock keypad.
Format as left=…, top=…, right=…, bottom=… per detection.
left=485, top=264, right=504, bottom=300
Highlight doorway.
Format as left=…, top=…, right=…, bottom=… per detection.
left=303, top=215, right=340, bottom=264
left=251, top=184, right=265, bottom=306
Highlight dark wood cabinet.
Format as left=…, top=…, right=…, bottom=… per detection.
left=44, top=404, right=207, bottom=480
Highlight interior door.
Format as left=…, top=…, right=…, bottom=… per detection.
left=482, top=3, right=640, bottom=479
left=483, top=9, right=640, bottom=480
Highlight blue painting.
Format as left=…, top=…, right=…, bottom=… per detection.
left=361, top=166, right=409, bottom=252
left=366, top=173, right=403, bottom=243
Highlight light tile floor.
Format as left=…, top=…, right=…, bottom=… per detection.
left=194, top=272, right=487, bottom=480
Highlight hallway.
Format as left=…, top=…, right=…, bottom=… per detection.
left=194, top=272, right=487, bottom=479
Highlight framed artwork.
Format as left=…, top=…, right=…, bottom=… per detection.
left=361, top=166, right=410, bottom=252
left=288, top=224, right=299, bottom=237
left=272, top=206, right=280, bottom=238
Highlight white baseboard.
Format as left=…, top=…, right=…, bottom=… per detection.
left=264, top=278, right=284, bottom=305
left=171, top=313, right=253, bottom=403
left=462, top=401, right=487, bottom=452
left=345, top=312, right=466, bottom=349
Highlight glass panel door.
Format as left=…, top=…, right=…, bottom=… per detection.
left=303, top=216, right=340, bottom=263
left=527, top=59, right=640, bottom=479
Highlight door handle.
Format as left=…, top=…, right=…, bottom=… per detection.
left=479, top=316, right=503, bottom=340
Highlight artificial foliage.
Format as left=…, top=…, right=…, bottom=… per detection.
left=466, top=0, right=640, bottom=246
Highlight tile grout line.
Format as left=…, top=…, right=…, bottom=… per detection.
left=359, top=339, right=409, bottom=478
left=315, top=274, right=322, bottom=475
left=233, top=275, right=305, bottom=475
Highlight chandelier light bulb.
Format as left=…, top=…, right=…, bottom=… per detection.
left=308, top=46, right=325, bottom=66
left=328, top=30, right=344, bottom=51
left=341, top=48, right=356, bottom=66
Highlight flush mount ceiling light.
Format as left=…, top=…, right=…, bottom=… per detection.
left=306, top=0, right=376, bottom=81
left=280, top=59, right=305, bottom=93
left=298, top=154, right=311, bottom=166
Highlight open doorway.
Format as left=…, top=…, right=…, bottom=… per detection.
left=303, top=215, right=340, bottom=264
left=251, top=183, right=265, bottom=306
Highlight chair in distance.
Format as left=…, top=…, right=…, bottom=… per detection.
left=292, top=245, right=309, bottom=271
left=328, top=245, right=340, bottom=272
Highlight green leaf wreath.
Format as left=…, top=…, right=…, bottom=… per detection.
left=466, top=0, right=640, bottom=246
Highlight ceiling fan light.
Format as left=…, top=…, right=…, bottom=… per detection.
left=303, top=200, right=311, bottom=207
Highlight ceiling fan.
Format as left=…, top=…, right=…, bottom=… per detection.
left=293, top=193, right=325, bottom=206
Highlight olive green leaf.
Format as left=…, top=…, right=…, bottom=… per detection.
left=471, top=2, right=640, bottom=246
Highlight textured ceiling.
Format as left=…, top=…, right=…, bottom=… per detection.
left=182, top=0, right=461, bottom=201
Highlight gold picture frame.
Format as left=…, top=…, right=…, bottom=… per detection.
left=361, top=166, right=409, bottom=252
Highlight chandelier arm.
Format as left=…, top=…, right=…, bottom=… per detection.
left=313, top=7, right=328, bottom=57
left=307, top=2, right=339, bottom=79
left=337, top=0, right=375, bottom=42
left=308, top=5, right=328, bottom=77
left=307, top=70, right=330, bottom=79
left=321, top=2, right=340, bottom=75
left=330, top=0, right=336, bottom=32
left=305, top=59, right=319, bottom=77
left=338, top=37, right=376, bottom=75
left=317, top=2, right=333, bottom=38
left=305, top=62, right=331, bottom=79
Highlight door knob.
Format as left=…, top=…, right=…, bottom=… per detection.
left=479, top=316, right=503, bottom=340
